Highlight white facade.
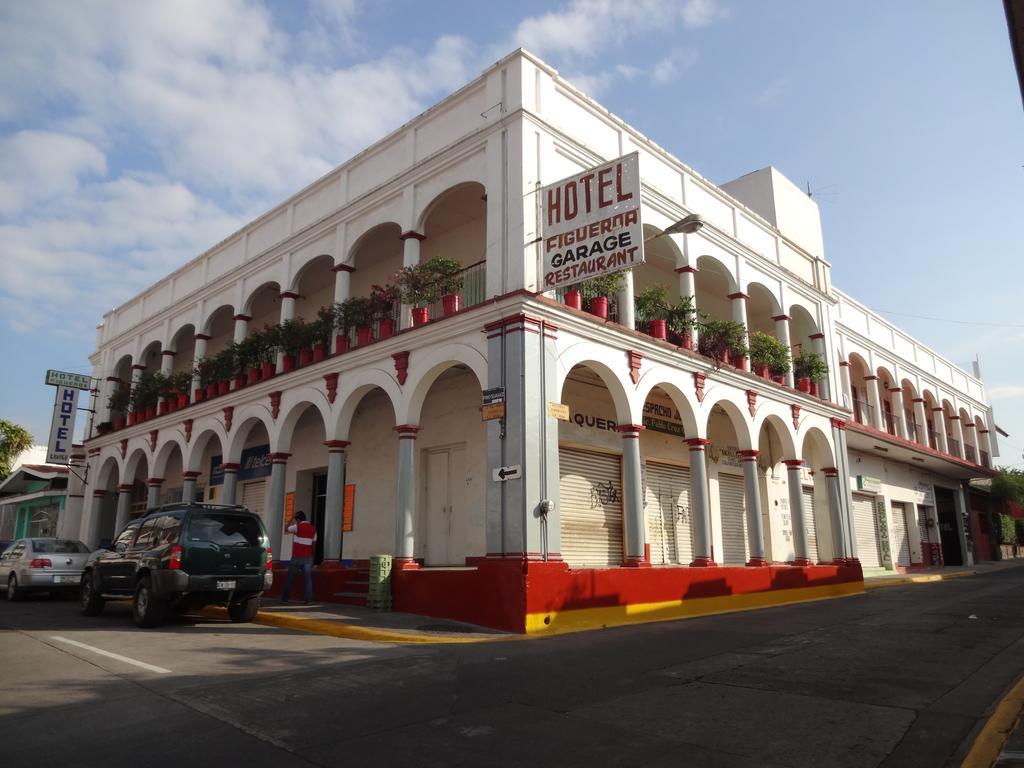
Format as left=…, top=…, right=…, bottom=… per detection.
left=74, top=49, right=994, bottom=584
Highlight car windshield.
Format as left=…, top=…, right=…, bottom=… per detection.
left=187, top=513, right=263, bottom=547
left=32, top=539, right=90, bottom=554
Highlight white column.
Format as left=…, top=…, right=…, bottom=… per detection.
left=962, top=420, right=977, bottom=462
left=823, top=468, right=847, bottom=562
left=267, top=453, right=290, bottom=559
left=686, top=439, right=716, bottom=566
left=333, top=264, right=354, bottom=304
left=146, top=478, right=163, bottom=510
left=232, top=313, right=250, bottom=344
left=676, top=266, right=698, bottom=346
left=400, top=231, right=423, bottom=329
left=785, top=460, right=812, bottom=565
left=394, top=425, right=420, bottom=568
left=60, top=448, right=86, bottom=540
left=864, top=375, right=883, bottom=430
left=913, top=398, right=929, bottom=446
left=221, top=464, right=240, bottom=505
left=809, top=333, right=831, bottom=400
left=158, top=351, right=175, bottom=411
left=729, top=292, right=749, bottom=369
left=191, top=334, right=209, bottom=397
left=618, top=425, right=647, bottom=565
left=932, top=408, right=949, bottom=453
left=182, top=471, right=200, bottom=504
left=774, top=314, right=795, bottom=387
left=617, top=271, right=636, bottom=330
left=277, top=292, right=297, bottom=371
left=114, top=484, right=133, bottom=534
left=85, top=489, right=107, bottom=548
left=978, top=429, right=993, bottom=467
left=889, top=387, right=906, bottom=439
left=838, top=362, right=853, bottom=410
left=949, top=415, right=965, bottom=458
left=323, top=440, right=349, bottom=562
left=738, top=450, right=768, bottom=566
left=100, top=376, right=119, bottom=424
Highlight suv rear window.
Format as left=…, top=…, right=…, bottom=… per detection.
left=32, top=539, right=90, bottom=554
left=187, top=513, right=263, bottom=547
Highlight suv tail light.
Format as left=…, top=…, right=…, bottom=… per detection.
left=168, top=545, right=182, bottom=570
left=266, top=549, right=273, bottom=569
left=30, top=558, right=52, bottom=569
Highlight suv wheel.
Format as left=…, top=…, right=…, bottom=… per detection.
left=132, top=576, right=166, bottom=628
left=6, top=574, right=23, bottom=602
left=80, top=572, right=105, bottom=616
left=228, top=595, right=260, bottom=623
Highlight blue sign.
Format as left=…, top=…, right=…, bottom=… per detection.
left=210, top=444, right=272, bottom=486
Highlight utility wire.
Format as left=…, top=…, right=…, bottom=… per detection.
left=875, top=309, right=1024, bottom=328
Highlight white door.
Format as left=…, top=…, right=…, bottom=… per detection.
left=241, top=479, right=266, bottom=519
left=425, top=445, right=467, bottom=566
left=890, top=502, right=912, bottom=566
left=559, top=447, right=623, bottom=568
left=852, top=493, right=882, bottom=568
left=802, top=486, right=819, bottom=563
left=718, top=473, right=748, bottom=565
left=644, top=461, right=693, bottom=565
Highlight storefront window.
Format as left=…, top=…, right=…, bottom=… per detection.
left=28, top=504, right=59, bottom=537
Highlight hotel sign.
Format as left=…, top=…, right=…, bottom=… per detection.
left=541, top=153, right=643, bottom=290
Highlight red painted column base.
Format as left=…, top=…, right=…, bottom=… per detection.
left=746, top=557, right=770, bottom=567
left=393, top=557, right=421, bottom=571
left=623, top=556, right=652, bottom=568
left=789, top=557, right=813, bottom=567
left=689, top=556, right=718, bottom=568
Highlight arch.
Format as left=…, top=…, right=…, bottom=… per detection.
left=413, top=164, right=487, bottom=230
left=200, top=303, right=235, bottom=337
left=632, top=372, right=701, bottom=438
left=168, top=323, right=195, bottom=354
left=347, top=222, right=404, bottom=301
left=417, top=180, right=487, bottom=258
left=694, top=254, right=738, bottom=324
left=555, top=342, right=632, bottom=423
left=345, top=220, right=403, bottom=264
left=404, top=343, right=488, bottom=425
left=746, top=280, right=783, bottom=318
left=789, top=304, right=820, bottom=354
left=186, top=423, right=228, bottom=474
left=754, top=412, right=797, bottom=460
left=705, top=398, right=755, bottom=451
left=332, top=367, right=403, bottom=440
left=289, top=252, right=334, bottom=294
left=274, top=388, right=333, bottom=451
left=153, top=434, right=188, bottom=478
left=224, top=405, right=276, bottom=462
left=242, top=281, right=282, bottom=318
left=111, top=353, right=134, bottom=383
left=94, top=454, right=121, bottom=490
left=632, top=224, right=684, bottom=314
left=900, top=378, right=919, bottom=401
left=800, top=426, right=836, bottom=469
left=123, top=447, right=150, bottom=484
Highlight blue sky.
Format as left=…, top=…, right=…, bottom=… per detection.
left=1, top=0, right=1022, bottom=468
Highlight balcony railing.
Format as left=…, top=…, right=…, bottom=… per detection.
left=947, top=437, right=960, bottom=456
left=928, top=427, right=938, bottom=450
left=852, top=399, right=874, bottom=426
left=882, top=411, right=896, bottom=436
left=423, top=259, right=486, bottom=321
left=554, top=284, right=621, bottom=323
left=981, top=450, right=991, bottom=468
left=905, top=417, right=920, bottom=443
left=965, top=444, right=977, bottom=464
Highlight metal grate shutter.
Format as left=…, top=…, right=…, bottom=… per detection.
left=801, top=486, right=819, bottom=564
left=718, top=473, right=748, bottom=565
left=890, top=502, right=912, bottom=566
left=852, top=493, right=882, bottom=568
left=241, top=480, right=266, bottom=520
left=644, top=461, right=693, bottom=565
left=559, top=447, right=623, bottom=568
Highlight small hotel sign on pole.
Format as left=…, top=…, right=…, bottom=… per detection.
left=541, top=152, right=644, bottom=290
left=44, top=370, right=90, bottom=465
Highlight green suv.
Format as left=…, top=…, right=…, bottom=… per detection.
left=80, top=503, right=274, bottom=628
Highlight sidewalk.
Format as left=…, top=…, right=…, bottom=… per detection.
left=863, top=558, right=1024, bottom=590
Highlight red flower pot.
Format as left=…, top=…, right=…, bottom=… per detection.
left=755, top=364, right=770, bottom=379
left=797, top=377, right=811, bottom=393
left=356, top=326, right=372, bottom=346
left=167, top=399, right=177, bottom=414
left=206, top=383, right=218, bottom=399
left=335, top=334, right=351, bottom=354
left=589, top=296, right=609, bottom=320
left=730, top=354, right=748, bottom=371
left=564, top=289, right=583, bottom=310
left=299, top=348, right=313, bottom=367
left=771, top=374, right=785, bottom=384
left=649, top=319, right=667, bottom=340
left=809, top=382, right=820, bottom=397
left=261, top=361, right=276, bottom=380
left=127, top=412, right=136, bottom=426
left=378, top=318, right=395, bottom=340
left=218, top=380, right=230, bottom=396
left=178, top=393, right=189, bottom=409
left=681, top=332, right=693, bottom=351
left=248, top=367, right=260, bottom=386
left=718, top=349, right=730, bottom=364
left=234, top=374, right=246, bottom=390
left=412, top=307, right=429, bottom=327
left=313, top=343, right=327, bottom=362
left=282, top=355, right=296, bottom=373
left=194, top=388, right=206, bottom=403
left=442, top=293, right=460, bottom=316
left=159, top=401, right=169, bottom=415
left=114, top=417, right=125, bottom=430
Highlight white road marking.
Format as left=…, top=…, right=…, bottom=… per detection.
left=49, top=635, right=172, bottom=674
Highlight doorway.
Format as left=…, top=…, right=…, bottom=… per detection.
left=424, top=445, right=467, bottom=566
left=935, top=487, right=962, bottom=566
left=312, top=472, right=327, bottom=565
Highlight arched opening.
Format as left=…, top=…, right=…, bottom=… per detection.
left=923, top=390, right=940, bottom=449
left=900, top=379, right=921, bottom=444
left=558, top=363, right=631, bottom=568
left=187, top=428, right=226, bottom=506
left=746, top=282, right=782, bottom=340
left=92, top=456, right=121, bottom=547
left=154, top=440, right=186, bottom=505
left=202, top=305, right=235, bottom=359
left=278, top=402, right=329, bottom=563
left=800, top=429, right=838, bottom=564
left=123, top=449, right=150, bottom=521
left=413, top=364, right=486, bottom=566
left=349, top=223, right=403, bottom=303
left=419, top=182, right=488, bottom=316
left=694, top=256, right=736, bottom=325
left=876, top=366, right=898, bottom=436
left=168, top=324, right=196, bottom=379
left=756, top=416, right=795, bottom=563
left=847, top=353, right=872, bottom=426
left=942, top=400, right=959, bottom=456
left=632, top=225, right=683, bottom=332
left=959, top=407, right=977, bottom=463
left=138, top=340, right=163, bottom=374
left=245, top=282, right=282, bottom=333
left=292, top=254, right=335, bottom=327
left=706, top=400, right=752, bottom=565
left=223, top=416, right=273, bottom=528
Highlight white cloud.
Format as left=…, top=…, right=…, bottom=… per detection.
left=989, top=386, right=1024, bottom=401
left=651, top=49, right=699, bottom=84
left=757, top=77, right=787, bottom=105
left=0, top=131, right=106, bottom=215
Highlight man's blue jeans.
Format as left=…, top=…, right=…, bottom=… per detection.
left=282, top=556, right=313, bottom=602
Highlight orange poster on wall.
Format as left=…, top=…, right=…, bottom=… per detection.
left=284, top=491, right=295, bottom=528
left=343, top=484, right=355, bottom=532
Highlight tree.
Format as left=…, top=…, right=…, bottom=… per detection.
left=992, top=468, right=1024, bottom=505
left=0, top=420, right=33, bottom=481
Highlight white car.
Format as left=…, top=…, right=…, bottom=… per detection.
left=1, top=538, right=92, bottom=600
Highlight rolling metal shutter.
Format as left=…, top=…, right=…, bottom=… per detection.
left=890, top=502, right=912, bottom=566
left=644, top=461, right=693, bottom=565
left=559, top=447, right=623, bottom=568
left=852, top=493, right=882, bottom=568
left=801, top=486, right=819, bottom=564
left=718, top=473, right=748, bottom=565
left=241, top=480, right=266, bottom=520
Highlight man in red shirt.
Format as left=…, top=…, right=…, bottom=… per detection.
left=281, top=510, right=317, bottom=603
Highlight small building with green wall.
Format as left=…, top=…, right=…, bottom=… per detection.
left=0, top=465, right=70, bottom=543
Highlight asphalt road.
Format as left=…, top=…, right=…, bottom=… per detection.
left=2, top=567, right=1024, bottom=768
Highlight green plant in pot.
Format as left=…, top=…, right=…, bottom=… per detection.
left=425, top=256, right=464, bottom=316
left=276, top=318, right=309, bottom=370
left=212, top=347, right=237, bottom=394
left=635, top=284, right=671, bottom=340
left=394, top=263, right=436, bottom=326
left=369, top=284, right=400, bottom=338
left=697, top=318, right=748, bottom=368
left=341, top=296, right=373, bottom=346
left=793, top=350, right=829, bottom=395
left=107, top=385, right=130, bottom=427
left=579, top=269, right=628, bottom=321
left=311, top=306, right=335, bottom=360
left=193, top=357, right=217, bottom=400
left=167, top=371, right=192, bottom=408
left=749, top=331, right=791, bottom=380
left=667, top=295, right=697, bottom=349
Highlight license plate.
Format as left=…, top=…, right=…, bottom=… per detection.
left=216, top=580, right=236, bottom=590
left=53, top=575, right=77, bottom=584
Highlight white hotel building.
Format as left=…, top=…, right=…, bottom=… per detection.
left=66, top=50, right=999, bottom=634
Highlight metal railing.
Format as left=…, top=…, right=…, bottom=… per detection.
left=423, top=260, right=487, bottom=320
left=947, top=437, right=960, bottom=456
left=882, top=411, right=896, bottom=436
left=981, top=450, right=991, bottom=468
left=964, top=444, right=977, bottom=464
left=852, top=399, right=874, bottom=426
left=905, top=417, right=920, bottom=443
left=928, top=427, right=938, bottom=450
left=553, top=283, right=621, bottom=323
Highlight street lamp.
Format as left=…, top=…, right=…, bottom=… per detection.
left=645, top=212, right=704, bottom=242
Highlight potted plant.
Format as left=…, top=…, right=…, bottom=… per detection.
left=95, top=421, right=114, bottom=436
left=277, top=318, right=307, bottom=371
left=341, top=296, right=373, bottom=347
left=667, top=295, right=697, bottom=349
left=427, top=257, right=464, bottom=316
left=563, top=284, right=583, bottom=311
left=749, top=332, right=791, bottom=381
left=226, top=341, right=249, bottom=390
left=793, top=350, right=829, bottom=395
left=369, top=284, right=400, bottom=339
left=108, top=386, right=129, bottom=429
left=580, top=270, right=627, bottom=320
left=394, top=263, right=435, bottom=326
left=635, top=284, right=671, bottom=340
left=329, top=302, right=351, bottom=354
left=697, top=318, right=748, bottom=368
left=154, top=372, right=174, bottom=414
left=168, top=371, right=192, bottom=410
left=130, top=372, right=159, bottom=421
left=194, top=357, right=217, bottom=400
left=312, top=307, right=334, bottom=361
left=255, top=324, right=280, bottom=380
left=212, top=347, right=235, bottom=395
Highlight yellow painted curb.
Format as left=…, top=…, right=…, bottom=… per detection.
left=864, top=570, right=976, bottom=590
left=962, top=675, right=1024, bottom=768
left=202, top=606, right=511, bottom=644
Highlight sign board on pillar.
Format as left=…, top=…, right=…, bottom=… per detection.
left=481, top=386, right=506, bottom=421
left=46, top=385, right=79, bottom=464
left=343, top=484, right=355, bottom=532
left=284, top=492, right=295, bottom=528
left=492, top=465, right=522, bottom=482
left=547, top=402, right=570, bottom=421
left=540, top=152, right=644, bottom=290
left=44, top=369, right=92, bottom=390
